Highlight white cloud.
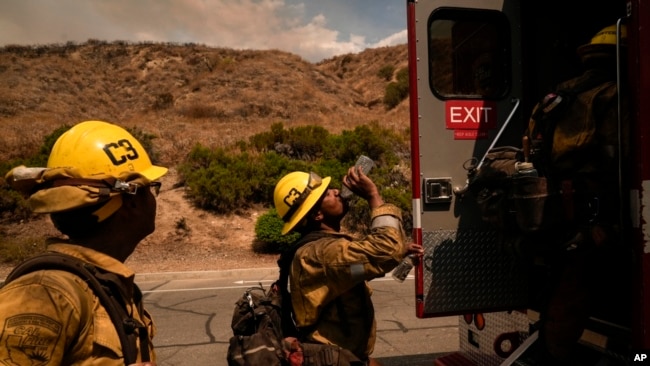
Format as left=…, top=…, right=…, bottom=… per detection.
left=0, top=0, right=407, bottom=62
left=371, top=29, right=408, bottom=48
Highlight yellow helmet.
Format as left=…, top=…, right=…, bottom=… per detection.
left=273, top=171, right=331, bottom=235
left=588, top=24, right=627, bottom=46
left=48, top=120, right=167, bottom=181
left=577, top=24, right=627, bottom=59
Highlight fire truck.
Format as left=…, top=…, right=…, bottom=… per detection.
left=406, top=0, right=649, bottom=364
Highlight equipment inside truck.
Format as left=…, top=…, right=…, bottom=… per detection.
left=406, top=0, right=649, bottom=364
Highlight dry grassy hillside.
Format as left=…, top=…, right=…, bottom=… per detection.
left=0, top=41, right=411, bottom=275
left=0, top=41, right=409, bottom=168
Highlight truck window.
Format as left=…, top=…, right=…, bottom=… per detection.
left=428, top=8, right=510, bottom=99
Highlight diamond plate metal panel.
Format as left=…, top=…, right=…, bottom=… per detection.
left=422, top=229, right=528, bottom=315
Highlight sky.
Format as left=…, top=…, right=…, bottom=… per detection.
left=0, top=0, right=408, bottom=63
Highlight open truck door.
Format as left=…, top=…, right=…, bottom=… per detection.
left=407, top=3, right=529, bottom=364
left=407, top=0, right=650, bottom=364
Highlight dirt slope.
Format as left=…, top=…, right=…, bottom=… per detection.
left=0, top=42, right=410, bottom=277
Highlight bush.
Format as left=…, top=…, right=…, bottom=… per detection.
left=247, top=123, right=330, bottom=161
left=247, top=122, right=286, bottom=152
left=253, top=208, right=301, bottom=253
left=383, top=67, right=409, bottom=110
left=377, top=64, right=395, bottom=81
left=35, top=125, right=71, bottom=166
left=179, top=123, right=410, bottom=213
left=179, top=147, right=262, bottom=213
left=0, top=185, right=32, bottom=223
left=179, top=122, right=413, bottom=250
left=0, top=235, right=48, bottom=264
left=0, top=124, right=71, bottom=225
left=327, top=124, right=398, bottom=164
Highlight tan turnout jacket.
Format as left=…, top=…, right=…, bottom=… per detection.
left=290, top=203, right=407, bottom=360
left=0, top=243, right=156, bottom=365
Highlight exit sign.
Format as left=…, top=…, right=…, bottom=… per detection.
left=445, top=100, right=497, bottom=131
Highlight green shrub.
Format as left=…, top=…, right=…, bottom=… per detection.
left=247, top=122, right=285, bottom=152
left=247, top=122, right=330, bottom=161
left=377, top=64, right=395, bottom=81
left=0, top=185, right=32, bottom=223
left=253, top=208, right=301, bottom=253
left=0, top=125, right=71, bottom=225
left=255, top=152, right=310, bottom=201
left=284, top=125, right=330, bottom=160
left=383, top=67, right=409, bottom=110
left=34, top=124, right=71, bottom=166
left=383, top=83, right=407, bottom=109
left=180, top=147, right=262, bottom=213
left=179, top=122, right=413, bottom=247
left=328, top=124, right=398, bottom=164
left=0, top=235, right=48, bottom=264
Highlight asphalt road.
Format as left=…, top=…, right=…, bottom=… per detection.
left=137, top=268, right=459, bottom=365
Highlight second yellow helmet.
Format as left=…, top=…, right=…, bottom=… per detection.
left=273, top=171, right=331, bottom=235
left=577, top=24, right=627, bottom=59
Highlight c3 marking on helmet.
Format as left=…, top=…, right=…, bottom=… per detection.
left=283, top=187, right=301, bottom=208
left=103, top=139, right=140, bottom=166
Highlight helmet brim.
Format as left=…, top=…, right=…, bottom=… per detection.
left=139, top=165, right=168, bottom=181
left=281, top=176, right=331, bottom=235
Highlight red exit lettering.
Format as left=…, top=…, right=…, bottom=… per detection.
left=445, top=101, right=497, bottom=130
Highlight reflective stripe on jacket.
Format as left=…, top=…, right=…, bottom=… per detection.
left=0, top=243, right=156, bottom=365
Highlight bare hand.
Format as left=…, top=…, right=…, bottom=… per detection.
left=342, top=166, right=383, bottom=208
left=405, top=243, right=424, bottom=264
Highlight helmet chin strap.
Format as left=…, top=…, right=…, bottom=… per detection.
left=92, top=195, right=123, bottom=222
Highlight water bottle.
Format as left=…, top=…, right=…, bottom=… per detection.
left=392, top=254, right=416, bottom=282
left=340, top=155, right=375, bottom=199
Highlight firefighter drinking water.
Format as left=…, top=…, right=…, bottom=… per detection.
left=273, top=166, right=422, bottom=365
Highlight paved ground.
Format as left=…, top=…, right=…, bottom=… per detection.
left=1, top=267, right=460, bottom=365
left=137, top=267, right=460, bottom=365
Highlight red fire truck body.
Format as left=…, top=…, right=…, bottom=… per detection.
left=406, top=0, right=650, bottom=364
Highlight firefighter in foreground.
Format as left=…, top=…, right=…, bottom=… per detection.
left=0, top=120, right=167, bottom=365
left=273, top=167, right=422, bottom=366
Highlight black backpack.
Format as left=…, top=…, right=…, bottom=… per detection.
left=226, top=232, right=364, bottom=366
left=1, top=252, right=152, bottom=365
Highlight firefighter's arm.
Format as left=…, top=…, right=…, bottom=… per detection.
left=341, top=203, right=408, bottom=279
